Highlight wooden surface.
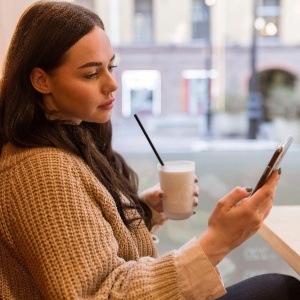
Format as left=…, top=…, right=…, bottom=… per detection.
left=258, top=205, right=300, bottom=275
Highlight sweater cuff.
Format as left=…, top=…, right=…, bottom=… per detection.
left=174, top=237, right=226, bottom=300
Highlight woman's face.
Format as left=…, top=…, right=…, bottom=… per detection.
left=42, top=26, right=118, bottom=124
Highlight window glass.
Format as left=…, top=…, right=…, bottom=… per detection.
left=134, top=0, right=153, bottom=44
left=182, top=69, right=217, bottom=114
left=122, top=70, right=161, bottom=117
left=256, top=0, right=280, bottom=40
left=263, top=0, right=280, bottom=6
left=192, top=0, right=210, bottom=41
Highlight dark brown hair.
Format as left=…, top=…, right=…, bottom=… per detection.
left=0, top=1, right=152, bottom=229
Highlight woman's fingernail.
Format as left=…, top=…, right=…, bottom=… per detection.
left=245, top=187, right=253, bottom=192
left=194, top=198, right=199, bottom=206
left=195, top=191, right=199, bottom=197
left=159, top=192, right=164, bottom=198
left=195, top=178, right=199, bottom=183
left=278, top=168, right=282, bottom=175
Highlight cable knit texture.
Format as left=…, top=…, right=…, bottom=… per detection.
left=0, top=143, right=226, bottom=300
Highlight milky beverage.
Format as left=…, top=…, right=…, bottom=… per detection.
left=158, top=161, right=195, bottom=220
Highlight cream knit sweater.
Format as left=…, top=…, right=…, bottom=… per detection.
left=0, top=143, right=225, bottom=300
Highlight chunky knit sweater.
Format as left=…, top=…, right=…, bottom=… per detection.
left=0, top=143, right=225, bottom=299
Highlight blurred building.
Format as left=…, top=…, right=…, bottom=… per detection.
left=78, top=0, right=300, bottom=138
left=1, top=0, right=300, bottom=137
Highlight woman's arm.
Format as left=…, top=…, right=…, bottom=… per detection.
left=2, top=149, right=223, bottom=300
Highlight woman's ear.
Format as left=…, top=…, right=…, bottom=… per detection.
left=30, top=67, right=51, bottom=94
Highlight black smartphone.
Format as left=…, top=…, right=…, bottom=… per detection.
left=250, top=135, right=293, bottom=196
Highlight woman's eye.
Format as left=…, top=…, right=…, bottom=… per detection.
left=109, top=65, right=117, bottom=73
left=85, top=72, right=98, bottom=79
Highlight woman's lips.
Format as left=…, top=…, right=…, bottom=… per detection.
left=99, top=99, right=114, bottom=110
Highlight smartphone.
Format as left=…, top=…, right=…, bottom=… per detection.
left=250, top=135, right=293, bottom=196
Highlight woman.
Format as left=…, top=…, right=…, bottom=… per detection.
left=0, top=1, right=299, bottom=299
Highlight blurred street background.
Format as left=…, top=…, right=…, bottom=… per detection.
left=1, top=0, right=300, bottom=287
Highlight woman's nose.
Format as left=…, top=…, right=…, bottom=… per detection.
left=102, top=72, right=118, bottom=94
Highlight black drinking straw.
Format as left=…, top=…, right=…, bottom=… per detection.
left=134, top=114, right=164, bottom=166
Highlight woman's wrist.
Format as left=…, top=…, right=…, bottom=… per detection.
left=198, top=229, right=230, bottom=267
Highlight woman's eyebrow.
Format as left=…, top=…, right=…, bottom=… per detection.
left=78, top=61, right=102, bottom=69
left=78, top=55, right=115, bottom=69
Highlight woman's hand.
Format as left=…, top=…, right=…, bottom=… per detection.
left=139, top=177, right=199, bottom=213
left=139, top=183, right=164, bottom=213
left=198, top=169, right=281, bottom=267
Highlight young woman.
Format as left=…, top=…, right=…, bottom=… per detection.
left=0, top=1, right=299, bottom=299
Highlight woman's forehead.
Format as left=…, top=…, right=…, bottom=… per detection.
left=63, top=27, right=114, bottom=66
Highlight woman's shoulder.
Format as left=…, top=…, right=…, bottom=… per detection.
left=1, top=143, right=89, bottom=176
left=0, top=143, right=106, bottom=201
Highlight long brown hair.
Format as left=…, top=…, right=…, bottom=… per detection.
left=0, top=1, right=152, bottom=229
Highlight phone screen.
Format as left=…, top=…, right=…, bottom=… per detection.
left=250, top=135, right=293, bottom=196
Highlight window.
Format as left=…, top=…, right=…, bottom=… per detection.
left=182, top=69, right=217, bottom=115
left=263, top=0, right=279, bottom=6
left=122, top=70, right=161, bottom=117
left=134, top=0, right=153, bottom=44
left=255, top=0, right=280, bottom=41
left=192, top=0, right=210, bottom=41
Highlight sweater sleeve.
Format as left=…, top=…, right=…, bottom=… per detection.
left=4, top=149, right=224, bottom=299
